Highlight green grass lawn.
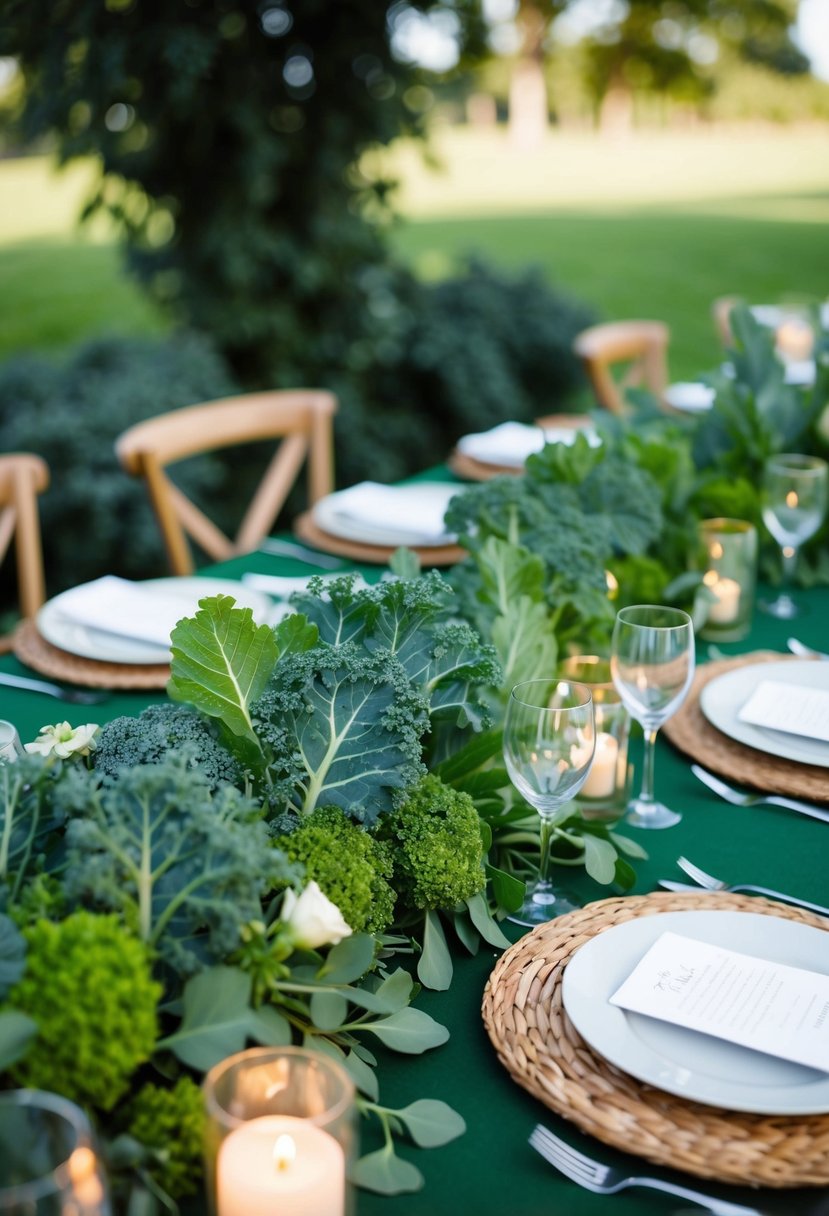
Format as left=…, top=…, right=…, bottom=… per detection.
left=2, top=129, right=828, bottom=382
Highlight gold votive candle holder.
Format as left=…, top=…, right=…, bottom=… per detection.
left=203, top=1046, right=357, bottom=1216
left=698, top=518, right=758, bottom=642
left=559, top=655, right=630, bottom=822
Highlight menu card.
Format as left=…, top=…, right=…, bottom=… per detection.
left=738, top=679, right=829, bottom=744
left=610, top=931, right=829, bottom=1072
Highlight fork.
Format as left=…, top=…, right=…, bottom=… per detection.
left=691, top=764, right=829, bottom=825
left=529, top=1125, right=763, bottom=1215
left=675, top=856, right=829, bottom=918
left=0, top=672, right=109, bottom=706
left=257, top=538, right=344, bottom=569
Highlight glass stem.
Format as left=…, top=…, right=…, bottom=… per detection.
left=538, top=815, right=554, bottom=883
left=781, top=545, right=798, bottom=590
left=639, top=727, right=659, bottom=804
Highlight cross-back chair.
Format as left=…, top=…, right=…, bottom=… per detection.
left=116, top=389, right=338, bottom=576
left=0, top=453, right=49, bottom=651
left=712, top=295, right=740, bottom=347
left=573, top=320, right=670, bottom=414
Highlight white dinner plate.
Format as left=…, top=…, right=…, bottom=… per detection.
left=456, top=421, right=600, bottom=468
left=311, top=482, right=460, bottom=548
left=664, top=381, right=715, bottom=412
left=38, top=577, right=273, bottom=666
left=699, top=660, right=829, bottom=768
left=562, top=910, right=829, bottom=1114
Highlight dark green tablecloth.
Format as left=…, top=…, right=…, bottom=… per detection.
left=2, top=550, right=828, bottom=1216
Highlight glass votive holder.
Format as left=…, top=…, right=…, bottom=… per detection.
left=0, top=1089, right=110, bottom=1215
left=0, top=721, right=25, bottom=763
left=559, top=655, right=631, bottom=822
left=203, top=1046, right=357, bottom=1216
left=697, top=518, right=758, bottom=642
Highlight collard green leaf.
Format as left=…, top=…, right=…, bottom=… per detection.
left=485, top=864, right=525, bottom=914
left=0, top=914, right=26, bottom=997
left=392, top=1099, right=466, bottom=1148
left=433, top=729, right=504, bottom=785
left=0, top=1009, right=37, bottom=1070
left=357, top=1007, right=450, bottom=1054
left=350, top=1148, right=423, bottom=1195
left=417, top=910, right=453, bottom=991
left=169, top=595, right=278, bottom=744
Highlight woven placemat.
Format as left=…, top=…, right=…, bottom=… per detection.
left=662, top=650, right=829, bottom=804
left=293, top=512, right=467, bottom=567
left=13, top=620, right=170, bottom=690
left=447, top=451, right=522, bottom=481
left=482, top=890, right=829, bottom=1188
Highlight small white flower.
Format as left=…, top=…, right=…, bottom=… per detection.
left=281, top=881, right=353, bottom=949
left=25, top=721, right=100, bottom=760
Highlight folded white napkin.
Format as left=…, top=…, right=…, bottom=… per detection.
left=784, top=360, right=816, bottom=386
left=457, top=420, right=598, bottom=467
left=241, top=572, right=366, bottom=597
left=325, top=482, right=459, bottom=543
left=738, top=678, right=829, bottom=744
left=54, top=576, right=210, bottom=647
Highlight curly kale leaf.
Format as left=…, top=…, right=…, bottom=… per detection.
left=0, top=755, right=68, bottom=912
left=254, top=643, right=428, bottom=826
left=59, top=755, right=296, bottom=975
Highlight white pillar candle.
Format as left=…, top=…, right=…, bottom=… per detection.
left=775, top=319, right=813, bottom=362
left=217, top=1115, right=345, bottom=1216
left=706, top=575, right=741, bottom=624
left=580, top=731, right=618, bottom=799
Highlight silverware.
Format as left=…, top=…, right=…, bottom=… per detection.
left=257, top=538, right=344, bottom=569
left=0, top=672, right=109, bottom=706
left=691, top=764, right=829, bottom=825
left=529, top=1124, right=763, bottom=1215
left=787, top=637, right=829, bottom=661
left=672, top=856, right=829, bottom=918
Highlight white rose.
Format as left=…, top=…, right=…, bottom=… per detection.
left=281, top=881, right=353, bottom=950
left=25, top=721, right=100, bottom=759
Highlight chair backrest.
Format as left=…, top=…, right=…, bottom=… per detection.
left=0, top=453, right=49, bottom=649
left=712, top=295, right=740, bottom=347
left=116, top=390, right=338, bottom=576
left=573, top=320, right=670, bottom=414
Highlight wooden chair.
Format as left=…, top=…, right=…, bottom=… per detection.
left=712, top=295, right=740, bottom=347
left=0, top=454, right=49, bottom=651
left=573, top=321, right=670, bottom=414
left=116, top=390, right=338, bottom=576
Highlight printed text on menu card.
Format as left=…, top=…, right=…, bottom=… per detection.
left=610, top=932, right=829, bottom=1071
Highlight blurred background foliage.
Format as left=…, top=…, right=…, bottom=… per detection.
left=0, top=0, right=827, bottom=594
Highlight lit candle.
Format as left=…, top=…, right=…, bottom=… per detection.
left=217, top=1116, right=345, bottom=1216
left=580, top=731, right=618, bottom=799
left=704, top=573, right=741, bottom=624
left=775, top=319, right=813, bottom=362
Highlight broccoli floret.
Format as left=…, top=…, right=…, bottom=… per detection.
left=379, top=774, right=485, bottom=911
left=94, top=703, right=242, bottom=791
left=8, top=910, right=161, bottom=1110
left=128, top=1078, right=206, bottom=1199
left=276, top=806, right=396, bottom=934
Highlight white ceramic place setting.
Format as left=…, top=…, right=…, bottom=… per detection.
left=455, top=420, right=600, bottom=469
left=310, top=480, right=461, bottom=548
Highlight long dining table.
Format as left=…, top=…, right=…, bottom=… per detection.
left=1, top=535, right=828, bottom=1216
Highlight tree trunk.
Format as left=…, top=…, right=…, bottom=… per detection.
left=508, top=2, right=549, bottom=150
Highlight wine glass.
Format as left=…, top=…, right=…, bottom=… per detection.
left=760, top=454, right=828, bottom=619
left=610, top=605, right=695, bottom=830
left=503, top=679, right=595, bottom=926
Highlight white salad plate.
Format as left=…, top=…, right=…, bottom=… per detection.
left=699, top=660, right=829, bottom=769
left=456, top=420, right=600, bottom=468
left=311, top=481, right=460, bottom=548
left=37, top=576, right=272, bottom=666
left=562, top=909, right=829, bottom=1115
left=664, top=381, right=715, bottom=413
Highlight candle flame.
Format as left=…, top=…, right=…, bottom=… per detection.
left=273, top=1134, right=296, bottom=1172
left=702, top=570, right=718, bottom=588
left=710, top=541, right=724, bottom=560
left=605, top=569, right=619, bottom=599
left=786, top=491, right=798, bottom=509
left=67, top=1147, right=104, bottom=1204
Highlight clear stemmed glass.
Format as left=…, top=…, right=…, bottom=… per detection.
left=610, top=605, right=695, bottom=830
left=760, top=454, right=828, bottom=619
left=503, top=679, right=595, bottom=926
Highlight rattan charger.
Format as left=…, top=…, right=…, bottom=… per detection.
left=482, top=890, right=829, bottom=1188
left=13, top=619, right=170, bottom=690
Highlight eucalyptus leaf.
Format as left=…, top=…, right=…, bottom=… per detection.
left=608, top=831, right=649, bottom=860
left=357, top=1007, right=450, bottom=1054
left=349, top=1148, right=424, bottom=1195
left=310, top=989, right=349, bottom=1031
left=582, top=834, right=618, bottom=885
left=372, top=967, right=414, bottom=1011
left=169, top=595, right=278, bottom=744
left=0, top=1009, right=36, bottom=1070
left=417, top=910, right=453, bottom=991
left=318, top=933, right=375, bottom=985
left=342, top=1049, right=379, bottom=1100
left=392, top=1099, right=466, bottom=1148
left=157, top=966, right=285, bottom=1071
left=465, top=891, right=511, bottom=948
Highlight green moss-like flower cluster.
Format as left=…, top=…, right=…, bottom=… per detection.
left=276, top=806, right=396, bottom=934
left=93, top=703, right=243, bottom=791
left=379, top=774, right=486, bottom=912
left=128, top=1077, right=206, bottom=1199
left=8, top=911, right=161, bottom=1110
